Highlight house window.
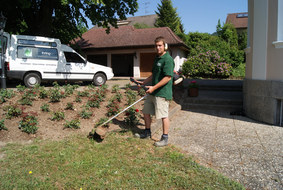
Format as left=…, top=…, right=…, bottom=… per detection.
left=236, top=13, right=248, bottom=18
left=272, top=0, right=283, bottom=48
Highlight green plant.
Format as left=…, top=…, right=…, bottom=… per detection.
left=182, top=50, right=232, bottom=78
left=65, top=102, right=74, bottom=110
left=40, top=103, right=50, bottom=112
left=138, top=88, right=146, bottom=97
left=0, top=89, right=15, bottom=104
left=124, top=107, right=140, bottom=127
left=4, top=105, right=22, bottom=119
left=75, top=96, right=82, bottom=103
left=0, top=119, right=7, bottom=131
left=86, top=92, right=104, bottom=108
left=111, top=84, right=120, bottom=93
left=95, top=117, right=111, bottom=128
left=38, top=87, right=48, bottom=99
left=48, top=82, right=66, bottom=102
left=111, top=92, right=123, bottom=103
left=16, top=84, right=26, bottom=92
left=50, top=111, right=65, bottom=121
left=18, top=113, right=38, bottom=134
left=125, top=83, right=131, bottom=89
left=106, top=100, right=120, bottom=116
left=63, top=84, right=79, bottom=96
left=77, top=90, right=90, bottom=97
left=231, top=63, right=246, bottom=78
left=79, top=107, right=93, bottom=119
left=64, top=119, right=80, bottom=129
left=18, top=89, right=37, bottom=106
left=125, top=89, right=137, bottom=105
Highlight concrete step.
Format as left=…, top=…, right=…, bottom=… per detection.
left=182, top=85, right=243, bottom=112
left=183, top=79, right=243, bottom=91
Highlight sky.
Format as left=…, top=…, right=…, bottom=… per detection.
left=131, top=0, right=248, bottom=34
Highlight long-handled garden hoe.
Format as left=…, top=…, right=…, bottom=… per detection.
left=91, top=74, right=183, bottom=139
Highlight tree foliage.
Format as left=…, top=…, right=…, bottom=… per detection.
left=155, top=0, right=184, bottom=34
left=0, top=0, right=138, bottom=44
left=216, top=20, right=238, bottom=48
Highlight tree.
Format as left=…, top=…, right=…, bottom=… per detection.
left=155, top=0, right=184, bottom=34
left=216, top=20, right=238, bottom=48
left=0, top=0, right=138, bottom=43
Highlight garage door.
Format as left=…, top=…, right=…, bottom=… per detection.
left=112, top=54, right=134, bottom=77
left=140, top=53, right=156, bottom=77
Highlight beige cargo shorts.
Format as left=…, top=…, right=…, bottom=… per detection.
left=142, top=95, right=169, bottom=119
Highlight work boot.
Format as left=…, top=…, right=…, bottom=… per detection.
left=154, top=135, right=168, bottom=147
left=134, top=129, right=151, bottom=139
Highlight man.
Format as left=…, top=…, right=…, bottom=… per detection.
left=135, top=36, right=174, bottom=147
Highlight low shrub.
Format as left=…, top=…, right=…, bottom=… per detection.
left=231, top=63, right=246, bottom=78
left=0, top=119, right=7, bottom=131
left=0, top=89, right=15, bottom=104
left=106, top=100, right=120, bottom=117
left=182, top=50, right=232, bottom=78
left=95, top=117, right=111, bottom=128
left=4, top=105, right=22, bottom=119
left=65, top=102, right=74, bottom=110
left=50, top=111, right=65, bottom=121
left=79, top=107, right=93, bottom=119
left=40, top=103, right=50, bottom=112
left=64, top=119, right=80, bottom=129
left=124, top=107, right=140, bottom=127
left=18, top=113, right=38, bottom=134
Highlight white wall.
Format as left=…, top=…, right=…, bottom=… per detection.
left=252, top=0, right=268, bottom=80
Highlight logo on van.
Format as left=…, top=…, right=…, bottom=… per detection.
left=41, top=51, right=51, bottom=56
left=24, top=49, right=32, bottom=57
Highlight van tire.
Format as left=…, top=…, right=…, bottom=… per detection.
left=24, top=73, right=41, bottom=87
left=93, top=73, right=106, bottom=86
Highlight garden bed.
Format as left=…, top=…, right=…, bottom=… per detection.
left=0, top=83, right=178, bottom=144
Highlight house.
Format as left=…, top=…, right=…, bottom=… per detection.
left=244, top=0, right=283, bottom=126
left=74, top=25, right=189, bottom=78
left=225, top=12, right=248, bottom=33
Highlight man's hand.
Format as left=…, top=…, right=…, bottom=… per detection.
left=145, top=86, right=154, bottom=94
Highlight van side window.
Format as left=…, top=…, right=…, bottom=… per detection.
left=64, top=52, right=85, bottom=63
left=17, top=46, right=58, bottom=60
left=18, top=39, right=57, bottom=47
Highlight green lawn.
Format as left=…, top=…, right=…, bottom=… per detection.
left=0, top=132, right=244, bottom=189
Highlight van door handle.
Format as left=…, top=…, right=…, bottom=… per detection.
left=66, top=63, right=70, bottom=65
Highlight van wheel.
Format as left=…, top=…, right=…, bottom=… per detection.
left=24, top=73, right=41, bottom=87
left=93, top=73, right=106, bottom=86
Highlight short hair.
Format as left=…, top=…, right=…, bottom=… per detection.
left=155, top=36, right=166, bottom=45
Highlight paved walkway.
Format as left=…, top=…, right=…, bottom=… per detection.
left=155, top=109, right=282, bottom=190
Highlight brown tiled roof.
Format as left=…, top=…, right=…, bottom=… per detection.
left=225, top=12, right=248, bottom=29
left=75, top=25, right=188, bottom=50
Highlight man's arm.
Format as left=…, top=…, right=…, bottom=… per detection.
left=141, top=75, right=153, bottom=86
left=146, top=75, right=172, bottom=94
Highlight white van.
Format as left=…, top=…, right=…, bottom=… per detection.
left=1, top=33, right=114, bottom=87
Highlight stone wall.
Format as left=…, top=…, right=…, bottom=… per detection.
left=243, top=79, right=283, bottom=126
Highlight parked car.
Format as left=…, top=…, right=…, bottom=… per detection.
left=1, top=33, right=114, bottom=87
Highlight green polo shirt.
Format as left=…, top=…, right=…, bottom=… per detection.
left=151, top=52, right=175, bottom=100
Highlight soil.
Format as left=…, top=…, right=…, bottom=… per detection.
left=0, top=80, right=179, bottom=145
